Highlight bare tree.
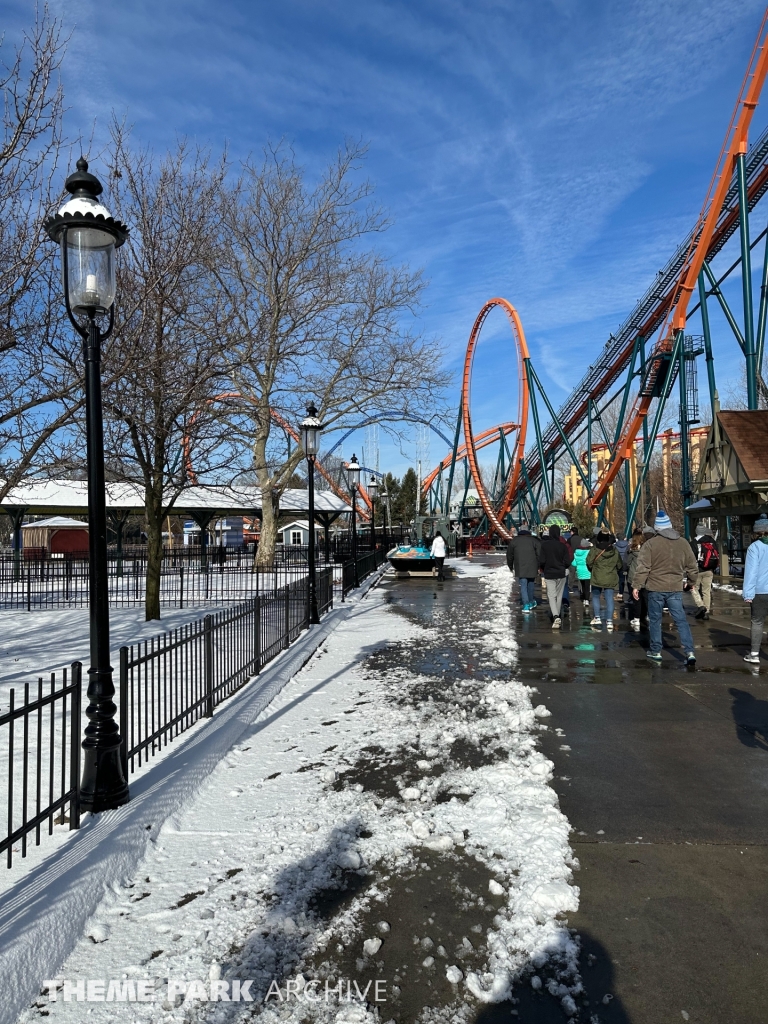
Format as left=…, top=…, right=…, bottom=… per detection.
left=0, top=7, right=79, bottom=501
left=214, top=142, right=450, bottom=565
left=98, top=127, right=229, bottom=619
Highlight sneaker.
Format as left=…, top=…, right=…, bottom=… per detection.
left=646, top=650, right=663, bottom=662
left=583, top=600, right=590, bottom=608
left=590, top=617, right=602, bottom=627
left=744, top=652, right=761, bottom=664
left=606, top=621, right=614, bottom=631
left=686, top=651, right=696, bottom=665
left=630, top=618, right=641, bottom=630
left=703, top=611, right=710, bottom=620
left=552, top=616, right=561, bottom=629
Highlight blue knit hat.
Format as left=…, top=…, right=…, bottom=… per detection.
left=654, top=510, right=673, bottom=531
left=754, top=515, right=768, bottom=534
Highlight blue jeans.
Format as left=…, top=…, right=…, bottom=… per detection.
left=592, top=586, right=614, bottom=620
left=520, top=578, right=535, bottom=605
left=647, top=590, right=695, bottom=654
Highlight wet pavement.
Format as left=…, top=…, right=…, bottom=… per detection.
left=477, top=552, right=768, bottom=1024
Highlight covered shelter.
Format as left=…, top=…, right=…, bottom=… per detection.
left=20, top=516, right=89, bottom=558
left=694, top=410, right=768, bottom=573
left=0, top=480, right=349, bottom=565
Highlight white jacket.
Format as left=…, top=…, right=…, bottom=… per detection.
left=430, top=536, right=447, bottom=558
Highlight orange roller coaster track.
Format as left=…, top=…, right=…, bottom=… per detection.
left=461, top=298, right=530, bottom=541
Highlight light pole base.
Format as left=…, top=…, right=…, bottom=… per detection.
left=80, top=746, right=130, bottom=812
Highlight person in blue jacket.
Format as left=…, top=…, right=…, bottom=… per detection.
left=743, top=515, right=768, bottom=664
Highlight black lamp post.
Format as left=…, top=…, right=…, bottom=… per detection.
left=367, top=477, right=379, bottom=553
left=45, top=158, right=129, bottom=813
left=300, top=402, right=324, bottom=624
left=346, top=454, right=360, bottom=587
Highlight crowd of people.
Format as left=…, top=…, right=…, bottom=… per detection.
left=505, top=511, right=768, bottom=666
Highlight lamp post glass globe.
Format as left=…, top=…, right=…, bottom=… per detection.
left=46, top=157, right=128, bottom=316
left=367, top=478, right=379, bottom=500
left=346, top=454, right=361, bottom=491
left=300, top=401, right=323, bottom=459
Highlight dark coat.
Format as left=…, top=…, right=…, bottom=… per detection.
left=538, top=536, right=573, bottom=579
left=506, top=533, right=541, bottom=578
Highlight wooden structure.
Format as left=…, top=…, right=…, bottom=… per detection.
left=695, top=409, right=768, bottom=573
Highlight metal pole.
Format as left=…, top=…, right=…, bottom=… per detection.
left=80, top=315, right=128, bottom=812
left=678, top=336, right=691, bottom=539
left=756, top=224, right=768, bottom=375
left=587, top=399, right=592, bottom=493
left=737, top=152, right=758, bottom=409
left=307, top=455, right=319, bottom=624
left=351, top=487, right=359, bottom=588
left=525, top=359, right=552, bottom=506
left=698, top=272, right=718, bottom=416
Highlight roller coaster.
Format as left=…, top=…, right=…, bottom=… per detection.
left=421, top=12, right=768, bottom=542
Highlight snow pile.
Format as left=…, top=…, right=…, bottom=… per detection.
left=17, top=565, right=580, bottom=1024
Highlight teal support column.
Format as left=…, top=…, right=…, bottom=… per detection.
left=737, top=152, right=758, bottom=409
left=587, top=399, right=592, bottom=492
left=525, top=359, right=552, bottom=506
left=625, top=331, right=683, bottom=530
left=698, top=271, right=718, bottom=416
left=678, top=336, right=691, bottom=540
left=445, top=400, right=463, bottom=518
left=528, top=362, right=593, bottom=496
left=520, top=459, right=540, bottom=525
left=757, top=226, right=768, bottom=374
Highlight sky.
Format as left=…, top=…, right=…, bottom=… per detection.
left=8, top=0, right=768, bottom=479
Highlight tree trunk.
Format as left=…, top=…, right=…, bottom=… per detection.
left=145, top=506, right=163, bottom=621
left=256, top=488, right=280, bottom=568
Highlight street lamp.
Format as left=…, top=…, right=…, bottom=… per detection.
left=45, top=158, right=129, bottom=813
left=346, top=454, right=360, bottom=587
left=367, top=477, right=379, bottom=553
left=300, top=401, right=324, bottom=624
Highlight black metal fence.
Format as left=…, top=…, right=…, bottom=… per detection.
left=1, top=665, right=82, bottom=868
left=1, top=549, right=382, bottom=868
left=0, top=558, right=318, bottom=611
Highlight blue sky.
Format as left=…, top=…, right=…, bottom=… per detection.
left=10, top=0, right=768, bottom=478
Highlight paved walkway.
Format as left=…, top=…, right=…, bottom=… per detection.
left=494, top=552, right=768, bottom=1024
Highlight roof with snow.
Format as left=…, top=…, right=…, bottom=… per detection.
left=20, top=516, right=89, bottom=530
left=0, top=481, right=350, bottom=519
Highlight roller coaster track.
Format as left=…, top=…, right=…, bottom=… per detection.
left=515, top=14, right=768, bottom=510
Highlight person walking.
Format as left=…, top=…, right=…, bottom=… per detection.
left=567, top=528, right=580, bottom=596
left=689, top=533, right=719, bottom=620
left=506, top=522, right=541, bottom=612
left=430, top=531, right=447, bottom=581
left=587, top=529, right=623, bottom=629
left=572, top=537, right=592, bottom=607
left=614, top=532, right=629, bottom=601
left=742, top=515, right=768, bottom=664
left=626, top=529, right=648, bottom=630
left=538, top=524, right=572, bottom=628
left=632, top=510, right=698, bottom=664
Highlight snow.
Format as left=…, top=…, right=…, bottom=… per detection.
left=8, top=563, right=581, bottom=1023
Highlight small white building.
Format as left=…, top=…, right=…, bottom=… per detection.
left=278, top=520, right=321, bottom=546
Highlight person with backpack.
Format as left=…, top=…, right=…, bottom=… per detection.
left=742, top=515, right=768, bottom=664
left=632, top=510, right=698, bottom=664
left=614, top=532, right=629, bottom=600
left=572, top=537, right=592, bottom=607
left=689, top=533, right=719, bottom=620
left=587, top=529, right=623, bottom=629
left=538, top=524, right=572, bottom=628
left=506, top=522, right=541, bottom=612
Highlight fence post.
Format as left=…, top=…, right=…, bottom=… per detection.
left=26, top=560, right=31, bottom=612
left=255, top=595, right=261, bottom=674
left=284, top=583, right=290, bottom=649
left=70, top=663, right=82, bottom=830
left=119, top=647, right=129, bottom=781
left=204, top=614, right=214, bottom=716
left=179, top=564, right=184, bottom=611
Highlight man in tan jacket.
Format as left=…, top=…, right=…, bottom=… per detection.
left=632, top=510, right=698, bottom=665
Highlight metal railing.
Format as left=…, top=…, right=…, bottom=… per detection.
left=1, top=665, right=82, bottom=868
left=119, top=568, right=332, bottom=775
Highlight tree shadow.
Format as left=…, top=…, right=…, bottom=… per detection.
left=728, top=688, right=768, bottom=751
left=474, top=933, right=631, bottom=1023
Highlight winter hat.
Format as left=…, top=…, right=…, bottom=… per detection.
left=754, top=515, right=768, bottom=534
left=654, top=510, right=673, bottom=531
left=579, top=538, right=591, bottom=549
left=596, top=530, right=615, bottom=549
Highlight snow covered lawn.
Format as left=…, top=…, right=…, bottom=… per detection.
left=12, top=564, right=580, bottom=1023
